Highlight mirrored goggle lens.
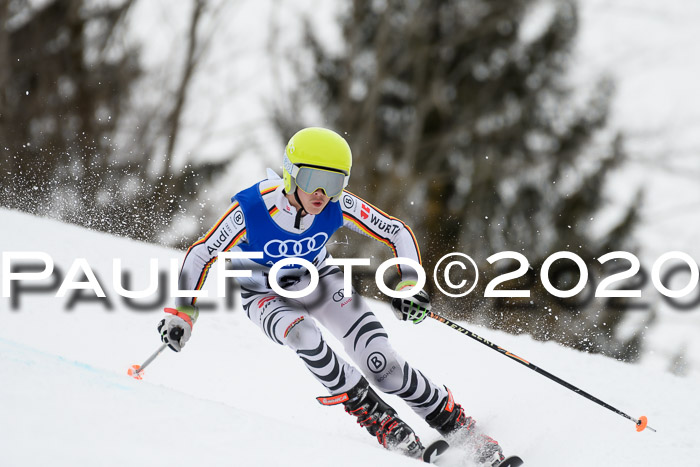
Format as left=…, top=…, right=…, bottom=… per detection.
left=295, top=166, right=346, bottom=197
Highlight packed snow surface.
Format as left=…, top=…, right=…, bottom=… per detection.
left=0, top=209, right=697, bottom=466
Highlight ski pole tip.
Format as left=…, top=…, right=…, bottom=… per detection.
left=127, top=364, right=143, bottom=380
left=636, top=415, right=655, bottom=432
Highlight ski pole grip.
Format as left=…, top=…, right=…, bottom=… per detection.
left=170, top=327, right=184, bottom=341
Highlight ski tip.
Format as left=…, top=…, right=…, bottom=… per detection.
left=127, top=364, right=143, bottom=380
left=421, top=439, right=450, bottom=463
left=636, top=415, right=656, bottom=432
left=498, top=456, right=524, bottom=467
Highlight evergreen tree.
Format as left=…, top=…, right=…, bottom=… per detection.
left=274, top=0, right=646, bottom=359
left=0, top=0, right=228, bottom=245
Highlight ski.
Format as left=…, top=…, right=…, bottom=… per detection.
left=422, top=439, right=450, bottom=463
left=421, top=439, right=524, bottom=466
left=497, top=456, right=524, bottom=467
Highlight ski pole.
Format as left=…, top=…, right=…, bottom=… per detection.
left=127, top=343, right=169, bottom=380
left=428, top=311, right=656, bottom=433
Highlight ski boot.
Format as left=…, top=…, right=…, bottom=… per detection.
left=317, top=377, right=423, bottom=458
left=426, top=389, right=505, bottom=466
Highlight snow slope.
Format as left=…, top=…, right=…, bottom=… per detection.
left=0, top=208, right=697, bottom=466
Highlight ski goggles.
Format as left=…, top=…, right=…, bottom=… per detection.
left=285, top=157, right=349, bottom=197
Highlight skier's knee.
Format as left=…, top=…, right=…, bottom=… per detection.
left=362, top=348, right=403, bottom=392
left=284, top=317, right=321, bottom=351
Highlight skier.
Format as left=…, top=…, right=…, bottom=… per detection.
left=157, top=127, right=505, bottom=465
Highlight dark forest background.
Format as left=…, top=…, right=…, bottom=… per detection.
left=1, top=0, right=650, bottom=360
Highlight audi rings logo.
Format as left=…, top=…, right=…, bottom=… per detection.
left=264, top=232, right=329, bottom=258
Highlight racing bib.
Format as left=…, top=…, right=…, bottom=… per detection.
left=233, top=182, right=343, bottom=267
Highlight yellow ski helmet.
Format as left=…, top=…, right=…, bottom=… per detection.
left=283, top=127, right=352, bottom=202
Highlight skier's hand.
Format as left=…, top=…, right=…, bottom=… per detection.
left=157, top=306, right=198, bottom=352
left=391, top=280, right=431, bottom=324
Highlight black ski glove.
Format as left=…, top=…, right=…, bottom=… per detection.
left=391, top=280, right=431, bottom=324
